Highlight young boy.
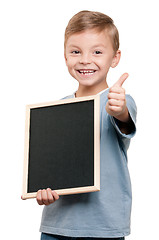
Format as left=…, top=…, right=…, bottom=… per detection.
left=37, top=10, right=137, bottom=240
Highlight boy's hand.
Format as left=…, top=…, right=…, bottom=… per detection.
left=36, top=188, right=59, bottom=206
left=106, top=73, right=129, bottom=122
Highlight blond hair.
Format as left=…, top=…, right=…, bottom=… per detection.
left=64, top=10, right=119, bottom=53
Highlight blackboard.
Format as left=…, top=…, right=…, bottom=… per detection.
left=22, top=95, right=100, bottom=199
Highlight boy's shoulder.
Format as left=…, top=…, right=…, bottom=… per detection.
left=61, top=93, right=75, bottom=100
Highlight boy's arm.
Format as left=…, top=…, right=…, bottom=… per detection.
left=106, top=73, right=134, bottom=135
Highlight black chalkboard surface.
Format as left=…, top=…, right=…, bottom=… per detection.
left=22, top=95, right=100, bottom=199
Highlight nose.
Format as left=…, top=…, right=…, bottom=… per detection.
left=79, top=53, right=91, bottom=64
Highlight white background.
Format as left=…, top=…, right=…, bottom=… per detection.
left=0, top=0, right=158, bottom=239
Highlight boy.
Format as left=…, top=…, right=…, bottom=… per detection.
left=37, top=10, right=137, bottom=240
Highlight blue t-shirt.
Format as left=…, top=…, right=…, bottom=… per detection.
left=40, top=89, right=137, bottom=238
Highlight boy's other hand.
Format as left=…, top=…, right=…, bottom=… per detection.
left=106, top=73, right=129, bottom=122
left=36, top=188, right=59, bottom=206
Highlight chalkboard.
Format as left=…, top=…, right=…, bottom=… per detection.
left=22, top=95, right=100, bottom=199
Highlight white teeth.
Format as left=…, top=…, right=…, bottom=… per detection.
left=78, top=70, right=96, bottom=75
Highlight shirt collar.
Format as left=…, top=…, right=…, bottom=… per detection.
left=73, top=88, right=108, bottom=98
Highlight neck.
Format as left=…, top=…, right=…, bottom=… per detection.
left=75, top=82, right=108, bottom=98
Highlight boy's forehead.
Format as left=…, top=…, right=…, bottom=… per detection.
left=66, top=29, right=110, bottom=47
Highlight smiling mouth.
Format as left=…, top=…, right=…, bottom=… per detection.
left=77, top=69, right=97, bottom=75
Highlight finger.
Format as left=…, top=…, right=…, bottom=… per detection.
left=108, top=105, right=123, bottom=113
left=108, top=99, right=123, bottom=107
left=36, top=190, right=43, bottom=205
left=109, top=86, right=125, bottom=94
left=108, top=92, right=125, bottom=101
left=113, top=73, right=129, bottom=87
left=41, top=189, right=50, bottom=205
left=46, top=188, right=55, bottom=204
left=52, top=190, right=60, bottom=201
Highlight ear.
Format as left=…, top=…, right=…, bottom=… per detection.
left=111, top=50, right=121, bottom=68
left=64, top=52, right=68, bottom=66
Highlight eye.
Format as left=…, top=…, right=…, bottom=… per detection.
left=94, top=50, right=102, bottom=54
left=72, top=50, right=80, bottom=54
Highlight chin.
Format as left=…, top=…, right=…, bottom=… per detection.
left=78, top=81, right=96, bottom=87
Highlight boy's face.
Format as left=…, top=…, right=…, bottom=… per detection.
left=65, top=29, right=120, bottom=89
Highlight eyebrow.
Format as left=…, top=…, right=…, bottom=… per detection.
left=67, top=45, right=80, bottom=48
left=91, top=44, right=106, bottom=48
left=67, top=44, right=106, bottom=49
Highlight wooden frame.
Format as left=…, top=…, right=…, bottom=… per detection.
left=22, top=95, right=100, bottom=200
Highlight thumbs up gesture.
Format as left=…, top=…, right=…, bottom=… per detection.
left=106, top=73, right=129, bottom=122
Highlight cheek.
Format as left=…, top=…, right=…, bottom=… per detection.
left=99, top=57, right=113, bottom=69
left=66, top=59, right=76, bottom=76
left=66, top=58, right=77, bottom=69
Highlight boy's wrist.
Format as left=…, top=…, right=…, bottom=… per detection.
left=114, top=107, right=130, bottom=123
left=113, top=108, right=134, bottom=135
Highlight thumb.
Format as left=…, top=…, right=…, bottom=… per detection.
left=113, top=73, right=129, bottom=87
